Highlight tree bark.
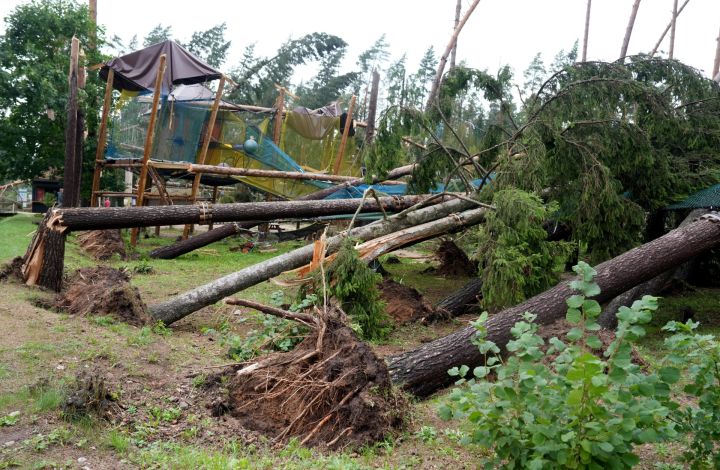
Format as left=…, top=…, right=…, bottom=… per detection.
left=44, top=195, right=429, bottom=232
left=187, top=164, right=357, bottom=183
left=22, top=212, right=66, bottom=291
left=582, top=0, right=592, bottom=62
left=63, top=36, right=81, bottom=208
left=425, top=0, right=482, bottom=111
left=365, top=70, right=381, bottom=146
left=669, top=0, right=679, bottom=59
left=296, top=164, right=416, bottom=201
left=649, top=0, right=691, bottom=57
left=450, top=0, right=462, bottom=70
left=387, top=212, right=720, bottom=397
left=149, top=197, right=479, bottom=325
left=432, top=277, right=483, bottom=320
left=149, top=222, right=258, bottom=259
left=619, top=0, right=642, bottom=60
left=713, top=26, right=720, bottom=81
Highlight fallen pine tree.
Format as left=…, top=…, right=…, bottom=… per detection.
left=149, top=222, right=258, bottom=259
left=386, top=212, right=720, bottom=396
left=149, top=197, right=485, bottom=324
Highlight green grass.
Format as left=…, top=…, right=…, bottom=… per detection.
left=0, top=213, right=37, bottom=261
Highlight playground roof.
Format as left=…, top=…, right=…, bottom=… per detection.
left=99, top=40, right=222, bottom=93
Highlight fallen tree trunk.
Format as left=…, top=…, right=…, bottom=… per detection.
left=597, top=209, right=705, bottom=329
left=149, top=197, right=481, bottom=325
left=187, top=163, right=357, bottom=183
left=149, top=222, right=258, bottom=259
left=43, top=195, right=428, bottom=232
left=432, top=277, right=483, bottom=320
left=387, top=212, right=720, bottom=397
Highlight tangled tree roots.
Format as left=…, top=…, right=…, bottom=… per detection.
left=429, top=240, right=477, bottom=277
left=77, top=230, right=126, bottom=260
left=63, top=371, right=118, bottom=420
left=224, top=300, right=406, bottom=449
left=378, top=278, right=434, bottom=324
left=56, top=267, right=150, bottom=326
left=0, top=256, right=24, bottom=282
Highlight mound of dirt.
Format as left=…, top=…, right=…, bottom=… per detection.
left=227, top=310, right=406, bottom=449
left=77, top=230, right=126, bottom=260
left=0, top=256, right=24, bottom=282
left=63, top=371, right=119, bottom=420
left=427, top=240, right=477, bottom=277
left=378, top=279, right=434, bottom=324
left=56, top=267, right=150, bottom=326
left=537, top=319, right=646, bottom=367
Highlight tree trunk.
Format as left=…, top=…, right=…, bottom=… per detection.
left=297, top=164, right=416, bottom=201
left=450, top=0, right=462, bottom=70
left=713, top=26, right=720, bottom=81
left=669, top=0, right=679, bottom=59
left=187, top=164, right=357, bottom=183
left=387, top=212, right=720, bottom=397
left=432, top=277, right=483, bottom=320
left=149, top=197, right=479, bottom=325
left=582, top=0, right=592, bottom=62
left=425, top=0, right=482, bottom=111
left=44, top=195, right=429, bottom=232
left=63, top=36, right=81, bottom=208
left=649, top=0, right=690, bottom=57
left=365, top=70, right=381, bottom=146
left=22, top=212, right=66, bottom=291
left=619, top=0, right=642, bottom=60
left=598, top=209, right=705, bottom=329
left=149, top=222, right=258, bottom=259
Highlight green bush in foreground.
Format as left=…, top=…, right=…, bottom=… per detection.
left=440, top=262, right=680, bottom=469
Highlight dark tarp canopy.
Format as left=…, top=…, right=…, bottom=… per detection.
left=99, top=40, right=222, bottom=93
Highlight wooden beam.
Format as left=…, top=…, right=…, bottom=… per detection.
left=91, top=68, right=114, bottom=207
left=131, top=53, right=167, bottom=245
left=273, top=87, right=285, bottom=144
left=333, top=95, right=356, bottom=175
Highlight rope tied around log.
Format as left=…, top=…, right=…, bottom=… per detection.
left=198, top=202, right=212, bottom=225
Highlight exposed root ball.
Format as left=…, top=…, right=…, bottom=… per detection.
left=227, top=312, right=406, bottom=448
left=428, top=240, right=477, bottom=277
left=56, top=267, right=150, bottom=326
left=77, top=230, right=126, bottom=260
left=378, top=278, right=434, bottom=324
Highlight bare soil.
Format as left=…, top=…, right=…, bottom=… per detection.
left=425, top=240, right=477, bottom=277
left=379, top=278, right=435, bottom=324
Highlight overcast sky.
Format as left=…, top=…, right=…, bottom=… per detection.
left=1, top=0, right=719, bottom=82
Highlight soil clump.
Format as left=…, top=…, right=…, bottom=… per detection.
left=378, top=278, right=435, bottom=324
left=77, top=230, right=127, bottom=260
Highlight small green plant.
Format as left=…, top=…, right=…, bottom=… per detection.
left=440, top=262, right=677, bottom=469
left=105, top=429, right=131, bottom=453
left=661, top=320, right=720, bottom=468
left=0, top=411, right=19, bottom=426
left=127, top=327, right=154, bottom=347
left=324, top=237, right=391, bottom=341
left=151, top=320, right=171, bottom=337
left=191, top=374, right=206, bottom=388
left=149, top=406, right=182, bottom=423
left=133, top=259, right=154, bottom=274
left=416, top=425, right=438, bottom=443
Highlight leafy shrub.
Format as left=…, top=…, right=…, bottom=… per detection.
left=440, top=262, right=678, bottom=469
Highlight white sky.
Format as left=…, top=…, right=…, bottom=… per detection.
left=1, top=0, right=719, bottom=83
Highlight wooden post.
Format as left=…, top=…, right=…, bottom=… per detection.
left=273, top=87, right=285, bottom=144
left=365, top=71, right=380, bottom=146
left=88, top=0, right=97, bottom=48
left=63, top=36, right=82, bottom=208
left=183, top=75, right=226, bottom=239
left=91, top=68, right=114, bottom=207
left=582, top=0, right=592, bottom=62
left=713, top=26, right=720, bottom=81
left=333, top=95, right=356, bottom=175
left=619, top=0, right=642, bottom=60
left=131, top=54, right=167, bottom=246
left=669, top=0, right=679, bottom=59
left=450, top=0, right=461, bottom=70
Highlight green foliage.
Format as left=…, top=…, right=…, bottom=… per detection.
left=662, top=320, right=720, bottom=468
left=325, top=238, right=391, bottom=341
left=143, top=24, right=172, bottom=47
left=183, top=23, right=231, bottom=68
left=440, top=262, right=678, bottom=469
left=476, top=188, right=572, bottom=310
left=0, top=411, right=20, bottom=426
left=219, top=293, right=313, bottom=361
left=0, top=0, right=105, bottom=182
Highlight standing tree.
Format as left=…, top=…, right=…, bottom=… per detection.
left=0, top=0, right=104, bottom=184
left=184, top=23, right=231, bottom=68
